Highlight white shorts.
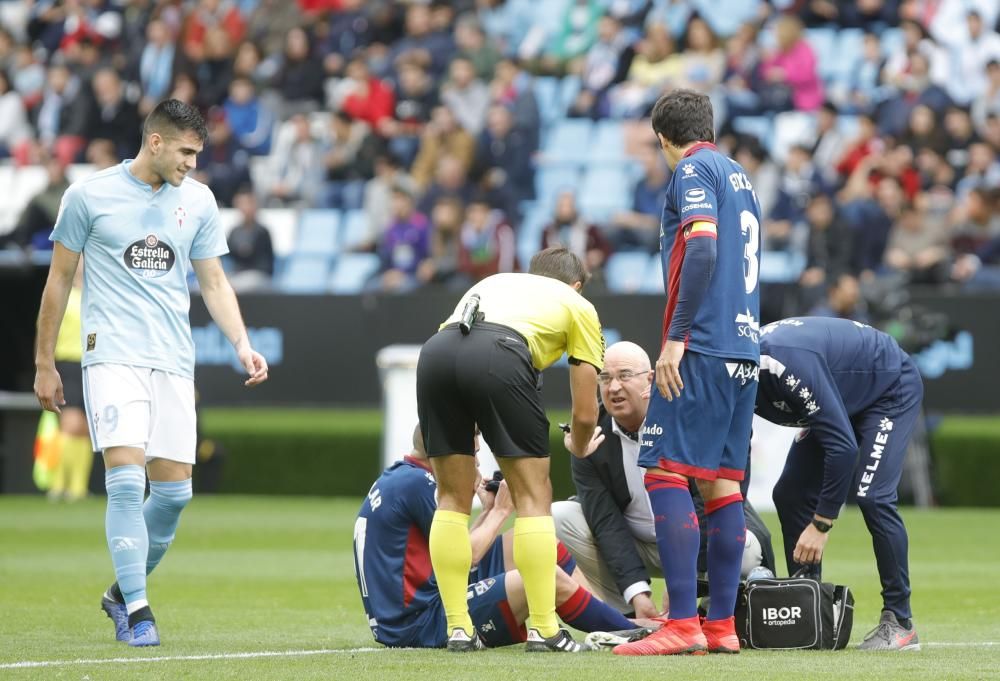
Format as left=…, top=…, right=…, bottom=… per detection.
left=82, top=363, right=197, bottom=464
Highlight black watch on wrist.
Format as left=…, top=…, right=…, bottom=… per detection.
left=812, top=518, right=833, bottom=533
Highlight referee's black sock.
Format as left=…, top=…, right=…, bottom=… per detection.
left=128, top=606, right=156, bottom=627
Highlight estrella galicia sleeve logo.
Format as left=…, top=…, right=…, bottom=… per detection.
left=123, top=234, right=175, bottom=278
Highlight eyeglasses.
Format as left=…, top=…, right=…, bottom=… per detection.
left=596, top=369, right=647, bottom=386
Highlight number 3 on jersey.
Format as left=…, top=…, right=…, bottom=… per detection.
left=740, top=210, right=760, bottom=294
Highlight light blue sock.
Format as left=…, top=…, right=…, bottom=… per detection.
left=143, top=479, right=193, bottom=575
left=105, top=465, right=149, bottom=613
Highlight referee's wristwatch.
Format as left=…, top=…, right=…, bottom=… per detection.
left=811, top=518, right=833, bottom=533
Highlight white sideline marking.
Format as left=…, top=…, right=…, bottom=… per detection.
left=0, top=648, right=403, bottom=669
left=2, top=642, right=996, bottom=668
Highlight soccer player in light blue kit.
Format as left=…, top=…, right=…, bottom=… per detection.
left=33, top=100, right=269, bottom=647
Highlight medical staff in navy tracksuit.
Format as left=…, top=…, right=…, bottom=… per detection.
left=755, top=317, right=923, bottom=652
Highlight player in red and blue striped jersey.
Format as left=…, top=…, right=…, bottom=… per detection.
left=353, top=426, right=645, bottom=649
left=616, top=90, right=762, bottom=657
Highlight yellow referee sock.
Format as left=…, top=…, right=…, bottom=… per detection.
left=63, top=436, right=93, bottom=501
left=429, top=509, right=474, bottom=637
left=514, top=515, right=559, bottom=638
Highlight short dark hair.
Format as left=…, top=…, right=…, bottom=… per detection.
left=651, top=89, right=714, bottom=147
left=143, top=99, right=208, bottom=145
left=529, top=247, right=589, bottom=287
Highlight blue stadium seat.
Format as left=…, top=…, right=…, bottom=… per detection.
left=540, top=119, right=593, bottom=165
left=578, top=166, right=631, bottom=221
left=879, top=27, right=904, bottom=58
left=533, top=76, right=562, bottom=125
left=559, top=75, right=582, bottom=112
left=535, top=166, right=580, bottom=204
left=517, top=202, right=551, bottom=270
left=759, top=250, right=806, bottom=284
left=340, top=209, right=372, bottom=250
left=639, top=254, right=664, bottom=294
left=833, top=28, right=865, bottom=84
left=329, top=253, right=381, bottom=294
left=804, top=27, right=838, bottom=81
left=588, top=120, right=626, bottom=163
left=605, top=252, right=651, bottom=293
left=694, top=0, right=761, bottom=37
left=770, top=111, right=817, bottom=163
left=732, top=116, right=772, bottom=149
left=837, top=114, right=861, bottom=140
left=297, top=210, right=341, bottom=255
left=278, top=254, right=330, bottom=294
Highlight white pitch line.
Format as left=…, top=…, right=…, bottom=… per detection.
left=3, top=642, right=997, bottom=668
left=0, top=648, right=406, bottom=670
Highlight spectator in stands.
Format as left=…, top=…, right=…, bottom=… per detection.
left=568, top=14, right=635, bottom=119
left=321, top=111, right=381, bottom=211
left=86, top=139, right=118, bottom=170
left=758, top=15, right=822, bottom=112
left=950, top=186, right=1000, bottom=257
left=457, top=194, right=517, bottom=282
left=808, top=102, right=845, bottom=185
left=956, top=142, right=1000, bottom=198
left=487, top=58, right=540, bottom=150
left=224, top=76, right=274, bottom=156
left=942, top=106, right=980, bottom=178
left=3, top=157, right=69, bottom=250
left=901, top=104, right=947, bottom=156
left=138, top=19, right=176, bottom=115
left=720, top=21, right=763, bottom=121
left=0, top=71, right=31, bottom=158
left=809, top=273, right=870, bottom=324
left=884, top=200, right=951, bottom=284
left=841, top=171, right=903, bottom=279
left=418, top=154, right=475, bottom=216
left=363, top=154, right=417, bottom=252
left=733, top=137, right=779, bottom=220
left=194, top=109, right=251, bottom=207
left=169, top=71, right=200, bottom=107
left=472, top=104, right=535, bottom=207
left=878, top=50, right=952, bottom=136
left=376, top=183, right=431, bottom=292
left=941, top=10, right=1000, bottom=106
left=246, top=0, right=304, bottom=58
left=232, top=40, right=271, bottom=90
left=265, top=113, right=324, bottom=207
left=610, top=144, right=670, bottom=252
left=10, top=44, right=46, bottom=108
left=835, top=114, right=882, bottom=179
left=441, top=56, right=491, bottom=136
left=227, top=188, right=275, bottom=292
left=767, top=145, right=823, bottom=253
left=316, top=0, right=369, bottom=79
left=416, top=196, right=467, bottom=289
left=339, top=57, right=395, bottom=130
left=32, top=61, right=90, bottom=166
left=381, top=60, right=438, bottom=167
left=192, top=27, right=236, bottom=111
left=389, top=3, right=456, bottom=81
left=672, top=15, right=724, bottom=93
left=85, top=68, right=142, bottom=161
left=272, top=26, right=325, bottom=114
left=541, top=191, right=612, bottom=279
left=541, top=0, right=603, bottom=75
left=973, top=59, right=1000, bottom=135
left=455, top=14, right=502, bottom=81
left=846, top=31, right=888, bottom=113
left=952, top=187, right=1000, bottom=290
left=608, top=22, right=676, bottom=118
left=800, top=193, right=854, bottom=308
left=182, top=0, right=245, bottom=64
left=411, top=106, right=476, bottom=191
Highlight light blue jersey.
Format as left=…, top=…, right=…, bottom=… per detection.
left=50, top=160, right=228, bottom=379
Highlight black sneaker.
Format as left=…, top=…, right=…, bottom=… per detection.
left=446, top=628, right=485, bottom=652
left=859, top=610, right=920, bottom=652
left=525, top=628, right=590, bottom=652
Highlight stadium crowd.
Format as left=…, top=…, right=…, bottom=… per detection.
left=1, top=0, right=999, bottom=300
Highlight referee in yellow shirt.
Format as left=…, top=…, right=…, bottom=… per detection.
left=49, top=263, right=94, bottom=501
left=417, top=247, right=605, bottom=653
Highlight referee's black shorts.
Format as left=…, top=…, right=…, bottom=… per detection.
left=417, top=322, right=549, bottom=458
left=56, top=360, right=85, bottom=410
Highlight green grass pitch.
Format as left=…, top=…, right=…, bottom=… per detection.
left=1, top=496, right=998, bottom=680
